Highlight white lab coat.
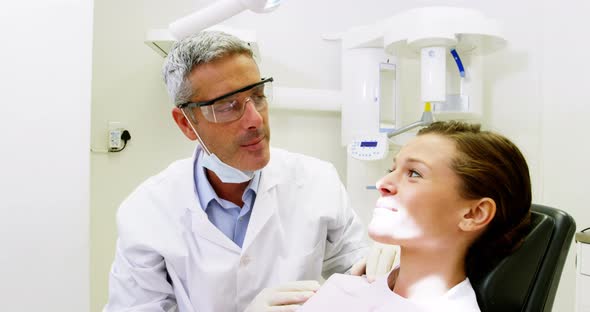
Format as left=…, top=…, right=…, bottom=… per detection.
left=104, top=147, right=368, bottom=312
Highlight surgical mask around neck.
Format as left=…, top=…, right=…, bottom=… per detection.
left=201, top=152, right=255, bottom=183
left=182, top=110, right=255, bottom=184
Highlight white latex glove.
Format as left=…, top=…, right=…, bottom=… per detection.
left=350, top=242, right=398, bottom=282
left=244, top=280, right=321, bottom=312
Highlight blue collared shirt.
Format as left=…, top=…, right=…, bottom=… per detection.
left=194, top=152, right=260, bottom=248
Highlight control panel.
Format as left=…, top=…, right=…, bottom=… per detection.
left=348, top=136, right=389, bottom=161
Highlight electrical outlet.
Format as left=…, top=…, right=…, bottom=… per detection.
left=108, top=121, right=124, bottom=150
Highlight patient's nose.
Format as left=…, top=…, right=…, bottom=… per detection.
left=376, top=176, right=398, bottom=196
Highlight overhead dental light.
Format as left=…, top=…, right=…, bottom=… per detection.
left=169, top=0, right=283, bottom=40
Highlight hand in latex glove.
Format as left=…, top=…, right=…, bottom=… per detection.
left=244, top=280, right=321, bottom=312
left=349, top=242, right=398, bottom=282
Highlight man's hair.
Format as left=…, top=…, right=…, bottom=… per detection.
left=162, top=31, right=254, bottom=106
left=418, top=121, right=532, bottom=280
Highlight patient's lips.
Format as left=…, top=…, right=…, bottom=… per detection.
left=375, top=196, right=398, bottom=212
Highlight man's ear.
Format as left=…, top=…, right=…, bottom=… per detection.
left=172, top=107, right=198, bottom=141
left=459, top=198, right=496, bottom=232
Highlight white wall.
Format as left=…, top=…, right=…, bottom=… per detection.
left=539, top=1, right=590, bottom=311
left=474, top=1, right=590, bottom=310
left=0, top=1, right=93, bottom=311
left=91, top=0, right=589, bottom=311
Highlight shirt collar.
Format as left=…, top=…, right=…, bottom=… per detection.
left=194, top=149, right=261, bottom=211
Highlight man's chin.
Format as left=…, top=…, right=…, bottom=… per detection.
left=231, top=148, right=270, bottom=171
left=245, top=153, right=270, bottom=171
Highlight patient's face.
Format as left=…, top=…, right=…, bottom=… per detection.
left=368, top=134, right=473, bottom=249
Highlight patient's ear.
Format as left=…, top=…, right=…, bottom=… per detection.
left=459, top=198, right=496, bottom=232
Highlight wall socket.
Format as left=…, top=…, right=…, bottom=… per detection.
left=108, top=121, right=125, bottom=150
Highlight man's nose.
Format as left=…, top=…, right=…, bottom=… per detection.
left=240, top=97, right=263, bottom=129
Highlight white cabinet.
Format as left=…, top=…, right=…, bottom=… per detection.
left=576, top=232, right=590, bottom=312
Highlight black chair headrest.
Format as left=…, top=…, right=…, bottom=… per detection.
left=471, top=204, right=576, bottom=312
left=472, top=211, right=552, bottom=311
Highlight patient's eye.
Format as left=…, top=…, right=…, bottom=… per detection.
left=408, top=170, right=422, bottom=178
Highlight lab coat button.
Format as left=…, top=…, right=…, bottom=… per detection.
left=240, top=256, right=251, bottom=266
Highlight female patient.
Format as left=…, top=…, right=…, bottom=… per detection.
left=300, top=121, right=532, bottom=312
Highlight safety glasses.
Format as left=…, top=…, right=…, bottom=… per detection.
left=179, top=77, right=274, bottom=123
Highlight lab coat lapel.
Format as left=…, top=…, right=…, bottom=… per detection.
left=184, top=145, right=241, bottom=254
left=189, top=211, right=241, bottom=253
left=241, top=149, right=285, bottom=252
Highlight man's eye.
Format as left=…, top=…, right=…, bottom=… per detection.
left=251, top=94, right=266, bottom=102
left=214, top=100, right=237, bottom=113
left=408, top=170, right=422, bottom=178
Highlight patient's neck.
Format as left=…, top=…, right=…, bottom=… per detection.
left=390, top=245, right=468, bottom=299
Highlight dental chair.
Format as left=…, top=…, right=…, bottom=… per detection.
left=472, top=204, right=576, bottom=312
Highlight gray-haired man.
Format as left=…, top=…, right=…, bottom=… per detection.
left=104, top=31, right=395, bottom=312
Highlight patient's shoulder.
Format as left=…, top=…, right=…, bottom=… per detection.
left=418, top=278, right=481, bottom=312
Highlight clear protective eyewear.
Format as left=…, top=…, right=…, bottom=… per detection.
left=179, top=77, right=274, bottom=123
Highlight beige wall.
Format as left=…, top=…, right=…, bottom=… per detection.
left=91, top=1, right=590, bottom=311
left=90, top=2, right=194, bottom=311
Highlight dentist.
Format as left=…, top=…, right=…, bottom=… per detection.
left=104, top=31, right=394, bottom=312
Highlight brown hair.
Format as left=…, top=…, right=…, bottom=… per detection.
left=418, top=121, right=532, bottom=280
